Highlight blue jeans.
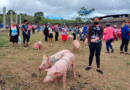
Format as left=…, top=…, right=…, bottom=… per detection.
left=106, top=39, right=113, bottom=52
left=45, top=35, right=48, bottom=41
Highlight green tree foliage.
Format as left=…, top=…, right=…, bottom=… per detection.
left=75, top=17, right=82, bottom=23
left=78, top=7, right=95, bottom=16
left=34, top=12, right=44, bottom=23
left=7, top=10, right=16, bottom=15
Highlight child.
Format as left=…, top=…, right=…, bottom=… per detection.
left=48, top=26, right=53, bottom=42
left=62, top=25, right=68, bottom=43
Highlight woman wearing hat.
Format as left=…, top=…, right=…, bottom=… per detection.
left=104, top=23, right=116, bottom=53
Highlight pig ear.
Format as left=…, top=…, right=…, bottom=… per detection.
left=47, top=56, right=50, bottom=64
left=43, top=54, right=46, bottom=60
left=54, top=71, right=61, bottom=76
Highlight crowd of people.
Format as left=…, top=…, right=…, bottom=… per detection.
left=9, top=18, right=130, bottom=74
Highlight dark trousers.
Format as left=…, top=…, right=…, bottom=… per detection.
left=45, top=35, right=48, bottom=41
left=32, top=28, right=35, bottom=34
left=120, top=37, right=129, bottom=52
left=89, top=41, right=102, bottom=68
left=106, top=38, right=113, bottom=52
left=73, top=33, right=76, bottom=40
left=55, top=32, right=59, bottom=41
left=23, top=35, right=29, bottom=44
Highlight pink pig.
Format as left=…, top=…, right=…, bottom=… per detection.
left=43, top=52, right=76, bottom=88
left=34, top=41, right=42, bottom=50
left=73, top=40, right=80, bottom=52
left=39, top=49, right=70, bottom=71
left=67, top=35, right=73, bottom=40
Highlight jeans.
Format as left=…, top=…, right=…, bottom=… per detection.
left=73, top=33, right=76, bottom=40
left=89, top=41, right=102, bottom=68
left=120, top=37, right=129, bottom=52
left=23, top=35, right=29, bottom=44
left=106, top=38, right=113, bottom=52
left=45, top=35, right=48, bottom=41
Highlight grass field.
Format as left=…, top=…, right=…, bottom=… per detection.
left=0, top=30, right=130, bottom=90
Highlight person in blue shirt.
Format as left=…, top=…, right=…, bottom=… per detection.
left=22, top=20, right=29, bottom=47
left=27, top=22, right=31, bottom=40
left=120, top=20, right=130, bottom=55
left=83, top=25, right=88, bottom=37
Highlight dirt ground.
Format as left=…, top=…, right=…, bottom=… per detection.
left=0, top=30, right=130, bottom=90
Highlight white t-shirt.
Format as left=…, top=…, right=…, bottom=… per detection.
left=49, top=28, right=52, bottom=34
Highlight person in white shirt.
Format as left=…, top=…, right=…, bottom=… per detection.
left=48, top=26, right=53, bottom=42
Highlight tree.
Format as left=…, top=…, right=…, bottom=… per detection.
left=34, top=12, right=44, bottom=23
left=7, top=10, right=16, bottom=15
left=34, top=12, right=44, bottom=17
left=78, top=7, right=95, bottom=16
left=76, top=17, right=82, bottom=23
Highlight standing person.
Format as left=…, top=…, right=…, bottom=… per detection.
left=43, top=24, right=49, bottom=42
left=83, top=24, right=88, bottom=37
left=22, top=20, right=29, bottom=47
left=84, top=17, right=104, bottom=74
left=113, top=25, right=118, bottom=40
left=117, top=27, right=122, bottom=40
left=9, top=22, right=19, bottom=47
left=32, top=24, right=35, bottom=34
left=62, top=25, right=68, bottom=43
left=73, top=25, right=78, bottom=40
left=104, top=23, right=116, bottom=53
left=79, top=26, right=83, bottom=40
left=27, top=22, right=32, bottom=40
left=38, top=24, right=41, bottom=32
left=120, top=20, right=130, bottom=55
left=48, top=26, right=53, bottom=42
left=55, top=23, right=59, bottom=41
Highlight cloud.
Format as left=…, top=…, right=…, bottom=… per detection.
left=0, top=0, right=130, bottom=20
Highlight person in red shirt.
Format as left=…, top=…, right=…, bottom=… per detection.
left=104, top=23, right=116, bottom=53
left=117, top=27, right=121, bottom=40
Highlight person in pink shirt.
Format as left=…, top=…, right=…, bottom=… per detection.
left=104, top=23, right=116, bottom=53
left=117, top=27, right=121, bottom=40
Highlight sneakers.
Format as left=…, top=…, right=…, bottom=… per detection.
left=85, top=67, right=91, bottom=71
left=96, top=69, right=103, bottom=74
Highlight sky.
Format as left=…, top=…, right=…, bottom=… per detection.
left=0, top=0, right=130, bottom=20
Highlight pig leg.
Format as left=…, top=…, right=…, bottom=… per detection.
left=72, top=60, right=76, bottom=78
left=73, top=47, right=75, bottom=52
left=63, top=71, right=67, bottom=88
left=55, top=77, right=59, bottom=83
left=78, top=48, right=80, bottom=53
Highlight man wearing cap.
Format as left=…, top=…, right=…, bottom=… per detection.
left=104, top=23, right=116, bottom=53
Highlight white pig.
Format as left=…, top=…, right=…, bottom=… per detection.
left=39, top=49, right=70, bottom=71
left=73, top=40, right=80, bottom=52
left=34, top=41, right=42, bottom=50
left=67, top=35, right=73, bottom=40
left=43, top=52, right=76, bottom=88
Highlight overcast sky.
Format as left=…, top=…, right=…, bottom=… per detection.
left=0, top=0, right=130, bottom=20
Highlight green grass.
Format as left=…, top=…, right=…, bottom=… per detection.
left=0, top=30, right=130, bottom=90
